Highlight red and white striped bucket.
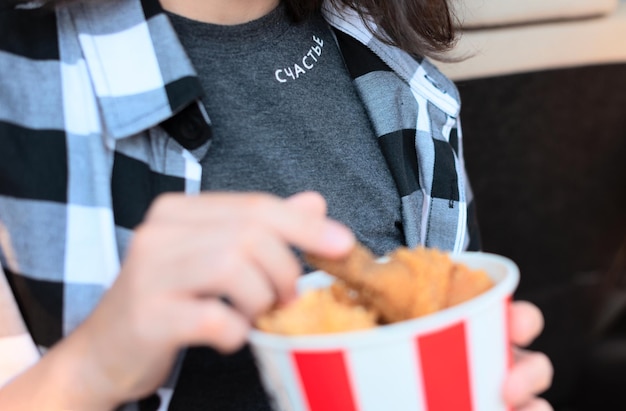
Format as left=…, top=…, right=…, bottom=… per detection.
left=249, top=252, right=519, bottom=411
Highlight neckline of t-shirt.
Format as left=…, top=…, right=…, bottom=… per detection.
left=165, top=3, right=299, bottom=56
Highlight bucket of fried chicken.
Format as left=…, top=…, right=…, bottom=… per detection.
left=249, top=245, right=519, bottom=411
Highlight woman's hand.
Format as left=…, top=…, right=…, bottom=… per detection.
left=504, top=301, right=554, bottom=411
left=56, top=191, right=355, bottom=409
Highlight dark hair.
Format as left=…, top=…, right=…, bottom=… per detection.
left=284, top=0, right=458, bottom=59
left=5, top=0, right=457, bottom=60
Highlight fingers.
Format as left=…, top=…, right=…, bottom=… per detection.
left=246, top=229, right=301, bottom=304
left=510, top=300, right=544, bottom=347
left=173, top=299, right=250, bottom=354
left=503, top=349, right=554, bottom=408
left=207, top=257, right=277, bottom=320
left=137, top=220, right=301, bottom=308
left=506, top=302, right=552, bottom=410
left=147, top=192, right=355, bottom=258
left=515, top=397, right=553, bottom=411
left=247, top=193, right=355, bottom=258
left=135, top=227, right=292, bottom=319
left=204, top=230, right=302, bottom=315
left=130, top=191, right=356, bottom=354
left=93, top=191, right=356, bottom=399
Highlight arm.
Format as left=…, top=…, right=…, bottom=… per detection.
left=0, top=269, right=40, bottom=387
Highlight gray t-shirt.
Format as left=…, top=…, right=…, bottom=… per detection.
left=168, top=5, right=404, bottom=258
left=166, top=7, right=405, bottom=411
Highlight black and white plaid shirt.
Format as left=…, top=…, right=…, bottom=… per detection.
left=0, top=0, right=479, bottom=408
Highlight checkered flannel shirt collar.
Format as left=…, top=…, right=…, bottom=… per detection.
left=323, top=2, right=470, bottom=252
left=64, top=0, right=206, bottom=144
left=322, top=2, right=461, bottom=116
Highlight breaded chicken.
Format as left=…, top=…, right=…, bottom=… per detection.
left=308, top=244, right=455, bottom=323
left=258, top=243, right=494, bottom=335
left=446, top=264, right=494, bottom=307
left=256, top=287, right=377, bottom=336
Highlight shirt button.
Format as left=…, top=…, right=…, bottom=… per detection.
left=180, top=117, right=204, bottom=142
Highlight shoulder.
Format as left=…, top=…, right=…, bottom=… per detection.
left=0, top=6, right=60, bottom=61
left=322, top=6, right=460, bottom=113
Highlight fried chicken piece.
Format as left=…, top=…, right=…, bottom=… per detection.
left=306, top=243, right=377, bottom=287
left=446, top=264, right=494, bottom=307
left=307, top=244, right=493, bottom=323
left=329, top=280, right=362, bottom=307
left=307, top=244, right=455, bottom=323
left=256, top=288, right=377, bottom=336
left=390, top=247, right=454, bottom=318
left=259, top=244, right=496, bottom=336
left=306, top=244, right=401, bottom=323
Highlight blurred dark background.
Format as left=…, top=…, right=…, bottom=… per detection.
left=457, top=63, right=626, bottom=411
